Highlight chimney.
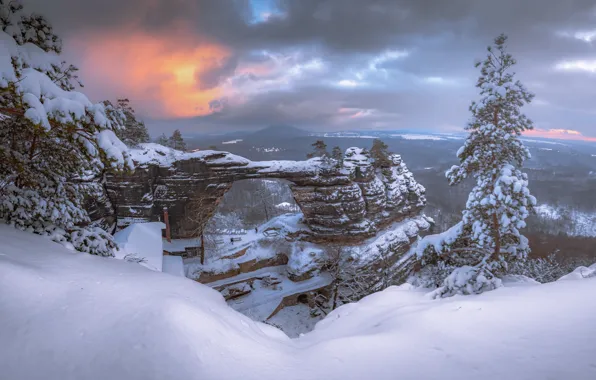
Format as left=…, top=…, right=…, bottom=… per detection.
left=163, top=207, right=171, bottom=243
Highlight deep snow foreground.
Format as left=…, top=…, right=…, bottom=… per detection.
left=1, top=226, right=596, bottom=380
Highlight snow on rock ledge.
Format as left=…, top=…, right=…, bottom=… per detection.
left=105, top=144, right=427, bottom=243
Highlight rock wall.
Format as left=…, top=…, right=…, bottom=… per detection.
left=104, top=144, right=426, bottom=243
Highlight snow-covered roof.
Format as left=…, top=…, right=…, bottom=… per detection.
left=162, top=255, right=185, bottom=277
left=114, top=222, right=166, bottom=272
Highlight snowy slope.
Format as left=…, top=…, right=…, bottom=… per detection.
left=1, top=225, right=596, bottom=380
left=535, top=204, right=596, bottom=237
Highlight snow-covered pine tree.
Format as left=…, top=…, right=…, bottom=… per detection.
left=156, top=133, right=169, bottom=146
left=114, top=98, right=150, bottom=148
left=0, top=1, right=132, bottom=256
left=436, top=34, right=537, bottom=297
left=168, top=129, right=186, bottom=151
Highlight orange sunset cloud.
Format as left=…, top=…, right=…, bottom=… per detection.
left=70, top=29, right=231, bottom=118
left=524, top=128, right=596, bottom=142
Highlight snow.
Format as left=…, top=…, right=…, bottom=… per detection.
left=163, top=238, right=201, bottom=254
left=129, top=143, right=322, bottom=174
left=253, top=146, right=284, bottom=153
left=350, top=215, right=432, bottom=264
left=557, top=264, right=596, bottom=281
left=535, top=204, right=562, bottom=220
left=408, top=222, right=464, bottom=259
left=391, top=133, right=446, bottom=140
left=223, top=266, right=332, bottom=321
left=321, top=133, right=377, bottom=139
left=162, top=255, right=185, bottom=277
left=114, top=222, right=166, bottom=271
left=2, top=224, right=596, bottom=380
left=521, top=138, right=568, bottom=146
left=1, top=31, right=132, bottom=170
left=267, top=304, right=322, bottom=338
left=276, top=201, right=298, bottom=209
left=129, top=143, right=251, bottom=167
left=185, top=213, right=307, bottom=278
left=535, top=204, right=596, bottom=237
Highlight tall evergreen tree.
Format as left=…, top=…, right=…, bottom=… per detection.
left=113, top=98, right=150, bottom=148
left=436, top=34, right=537, bottom=297
left=331, top=146, right=343, bottom=167
left=0, top=1, right=132, bottom=256
left=168, top=129, right=186, bottom=151
left=306, top=140, right=328, bottom=159
left=370, top=139, right=391, bottom=168
left=156, top=133, right=169, bottom=146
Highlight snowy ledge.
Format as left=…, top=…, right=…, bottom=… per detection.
left=129, top=143, right=329, bottom=174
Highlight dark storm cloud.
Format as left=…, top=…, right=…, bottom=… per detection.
left=26, top=0, right=251, bottom=44
left=195, top=55, right=240, bottom=90
left=31, top=0, right=595, bottom=53
left=24, top=0, right=596, bottom=137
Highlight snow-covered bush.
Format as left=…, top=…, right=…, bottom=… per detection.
left=324, top=245, right=378, bottom=310
left=0, top=1, right=132, bottom=256
left=109, top=98, right=150, bottom=148
left=287, top=244, right=326, bottom=281
left=430, top=266, right=502, bottom=298
left=508, top=253, right=596, bottom=283
left=507, top=254, right=562, bottom=283
left=416, top=35, right=537, bottom=297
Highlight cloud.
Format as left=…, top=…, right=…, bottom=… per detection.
left=555, top=60, right=596, bottom=73
left=67, top=29, right=231, bottom=118
left=524, top=129, right=596, bottom=142
left=20, top=0, right=596, bottom=139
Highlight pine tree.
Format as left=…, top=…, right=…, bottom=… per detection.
left=113, top=98, right=150, bottom=148
left=156, top=133, right=169, bottom=146
left=306, top=140, right=328, bottom=159
left=168, top=129, right=186, bottom=151
left=437, top=34, right=537, bottom=297
left=370, top=139, right=391, bottom=168
left=0, top=1, right=132, bottom=256
left=331, top=146, right=343, bottom=167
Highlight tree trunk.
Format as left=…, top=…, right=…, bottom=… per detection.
left=332, top=282, right=339, bottom=311
left=491, top=105, right=501, bottom=260
left=28, top=133, right=37, bottom=160
left=492, top=213, right=501, bottom=260
left=262, top=199, right=269, bottom=221
left=200, top=232, right=205, bottom=265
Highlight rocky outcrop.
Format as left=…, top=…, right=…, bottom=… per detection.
left=104, top=144, right=426, bottom=243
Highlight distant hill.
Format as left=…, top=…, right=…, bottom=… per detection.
left=247, top=125, right=310, bottom=139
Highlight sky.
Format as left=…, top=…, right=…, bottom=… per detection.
left=26, top=0, right=596, bottom=140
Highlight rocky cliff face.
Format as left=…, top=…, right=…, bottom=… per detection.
left=104, top=144, right=427, bottom=243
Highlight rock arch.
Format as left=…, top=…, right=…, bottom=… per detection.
left=105, top=145, right=426, bottom=243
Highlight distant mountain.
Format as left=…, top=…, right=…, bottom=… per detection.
left=247, top=125, right=310, bottom=139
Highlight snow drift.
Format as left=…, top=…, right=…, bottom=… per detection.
left=1, top=225, right=595, bottom=380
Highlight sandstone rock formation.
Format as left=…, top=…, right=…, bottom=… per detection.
left=103, top=144, right=427, bottom=243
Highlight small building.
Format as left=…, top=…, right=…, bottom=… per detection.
left=114, top=222, right=184, bottom=277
